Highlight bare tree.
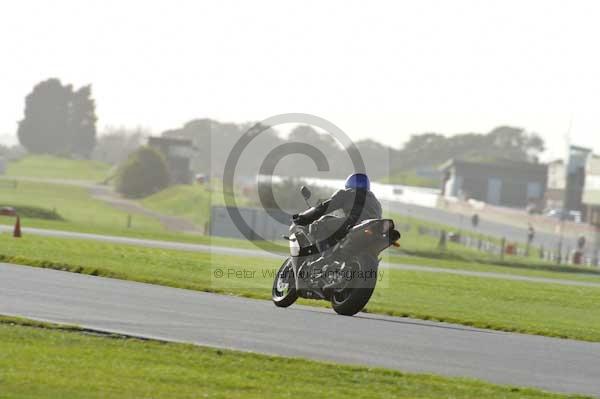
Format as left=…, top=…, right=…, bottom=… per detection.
left=92, top=126, right=148, bottom=165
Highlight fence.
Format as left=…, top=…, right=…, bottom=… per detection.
left=405, top=223, right=600, bottom=267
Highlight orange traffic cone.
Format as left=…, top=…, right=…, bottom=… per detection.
left=13, top=216, right=21, bottom=238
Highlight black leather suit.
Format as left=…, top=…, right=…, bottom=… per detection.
left=294, top=188, right=382, bottom=243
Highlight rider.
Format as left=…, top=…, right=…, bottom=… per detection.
left=293, top=173, right=382, bottom=246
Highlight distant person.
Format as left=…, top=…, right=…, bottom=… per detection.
left=527, top=224, right=535, bottom=244
left=573, top=235, right=587, bottom=265
left=471, top=213, right=479, bottom=228
left=577, top=235, right=586, bottom=251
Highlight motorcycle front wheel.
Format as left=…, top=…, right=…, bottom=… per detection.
left=331, top=254, right=378, bottom=316
left=272, top=258, right=298, bottom=308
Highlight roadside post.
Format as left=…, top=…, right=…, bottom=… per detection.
left=438, top=230, right=447, bottom=250
left=0, top=207, right=21, bottom=238
left=526, top=224, right=535, bottom=257
left=595, top=226, right=600, bottom=267
left=471, top=213, right=479, bottom=229
left=573, top=235, right=586, bottom=265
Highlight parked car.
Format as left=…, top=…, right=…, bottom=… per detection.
left=543, top=209, right=582, bottom=223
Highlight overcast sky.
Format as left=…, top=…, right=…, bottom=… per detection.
left=1, top=0, right=599, bottom=160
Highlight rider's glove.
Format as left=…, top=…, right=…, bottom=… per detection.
left=292, top=213, right=307, bottom=225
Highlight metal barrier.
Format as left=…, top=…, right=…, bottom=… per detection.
left=414, top=223, right=600, bottom=267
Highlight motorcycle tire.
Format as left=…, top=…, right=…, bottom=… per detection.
left=272, top=258, right=298, bottom=308
left=331, top=254, right=378, bottom=316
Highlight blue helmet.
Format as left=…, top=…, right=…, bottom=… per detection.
left=345, top=173, right=370, bottom=191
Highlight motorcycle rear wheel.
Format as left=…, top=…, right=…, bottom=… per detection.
left=331, top=254, right=378, bottom=316
left=272, top=258, right=298, bottom=308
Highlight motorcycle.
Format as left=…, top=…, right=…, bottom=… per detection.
left=272, top=186, right=401, bottom=316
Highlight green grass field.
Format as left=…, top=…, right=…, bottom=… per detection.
left=2, top=234, right=600, bottom=342
left=0, top=179, right=287, bottom=248
left=0, top=171, right=252, bottom=240
left=141, top=182, right=245, bottom=229
left=0, top=179, right=282, bottom=249
left=5, top=154, right=111, bottom=181
left=1, top=318, right=586, bottom=399
left=142, top=184, right=213, bottom=227
left=0, top=180, right=165, bottom=235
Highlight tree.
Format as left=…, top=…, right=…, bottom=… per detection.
left=288, top=125, right=340, bottom=151
left=92, top=127, right=146, bottom=165
left=391, top=126, right=546, bottom=172
left=18, top=79, right=71, bottom=155
left=351, top=139, right=394, bottom=179
left=0, top=144, right=26, bottom=161
left=162, top=118, right=284, bottom=178
left=69, top=85, right=98, bottom=158
left=17, top=78, right=97, bottom=158
left=485, top=126, right=545, bottom=162
left=116, top=146, right=170, bottom=198
left=282, top=125, right=347, bottom=178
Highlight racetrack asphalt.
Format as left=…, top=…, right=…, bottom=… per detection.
left=1, top=262, right=599, bottom=396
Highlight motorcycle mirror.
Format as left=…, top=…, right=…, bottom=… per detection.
left=300, top=186, right=312, bottom=200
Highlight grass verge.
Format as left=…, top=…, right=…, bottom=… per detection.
left=0, top=316, right=590, bottom=399
left=390, top=254, right=600, bottom=283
